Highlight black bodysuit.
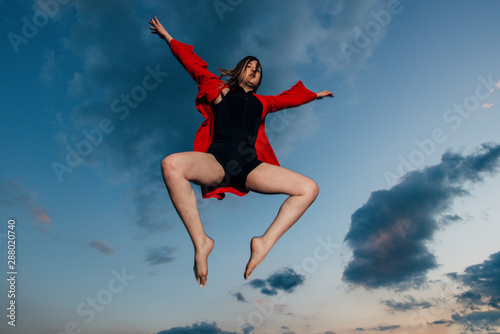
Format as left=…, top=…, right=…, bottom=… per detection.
left=207, top=85, right=264, bottom=190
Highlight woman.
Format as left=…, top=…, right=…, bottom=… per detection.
left=149, top=17, right=333, bottom=287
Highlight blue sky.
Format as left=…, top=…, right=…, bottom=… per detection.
left=1, top=0, right=500, bottom=333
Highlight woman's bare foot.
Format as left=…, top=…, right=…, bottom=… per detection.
left=244, top=237, right=271, bottom=279
left=193, top=236, right=214, bottom=287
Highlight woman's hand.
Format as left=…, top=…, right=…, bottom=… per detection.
left=316, top=90, right=334, bottom=99
left=149, top=17, right=173, bottom=44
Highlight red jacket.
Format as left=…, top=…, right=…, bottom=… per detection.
left=169, top=39, right=318, bottom=200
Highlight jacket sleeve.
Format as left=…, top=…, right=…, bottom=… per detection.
left=263, top=80, right=318, bottom=114
left=169, top=39, right=226, bottom=117
left=169, top=39, right=219, bottom=86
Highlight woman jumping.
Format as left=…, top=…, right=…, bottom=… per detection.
left=149, top=17, right=334, bottom=287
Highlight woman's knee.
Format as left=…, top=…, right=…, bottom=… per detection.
left=161, top=154, right=184, bottom=180
left=303, top=178, right=319, bottom=201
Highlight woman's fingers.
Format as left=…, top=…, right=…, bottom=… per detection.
left=149, top=17, right=161, bottom=34
left=149, top=16, right=166, bottom=36
left=317, top=90, right=334, bottom=99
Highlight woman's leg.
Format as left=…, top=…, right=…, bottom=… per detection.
left=161, top=151, right=225, bottom=287
left=244, top=163, right=319, bottom=279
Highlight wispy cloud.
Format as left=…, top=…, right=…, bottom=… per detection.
left=0, top=178, right=52, bottom=231
left=374, top=325, right=401, bottom=331
left=343, top=143, right=500, bottom=289
left=355, top=325, right=401, bottom=332
left=145, top=245, right=177, bottom=266
left=88, top=240, right=115, bottom=255
left=280, top=325, right=297, bottom=334
left=39, top=49, right=62, bottom=85
left=483, top=103, right=494, bottom=108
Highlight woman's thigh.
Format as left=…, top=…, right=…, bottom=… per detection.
left=245, top=163, right=318, bottom=196
left=162, top=151, right=225, bottom=186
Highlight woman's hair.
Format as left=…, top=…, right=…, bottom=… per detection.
left=218, top=56, right=262, bottom=92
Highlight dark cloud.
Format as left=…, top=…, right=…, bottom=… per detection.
left=241, top=324, right=254, bottom=334
left=267, top=267, right=305, bottom=293
left=145, top=245, right=177, bottom=265
left=424, top=251, right=500, bottom=332
left=261, top=287, right=278, bottom=296
left=382, top=295, right=432, bottom=313
left=343, top=143, right=500, bottom=289
left=355, top=325, right=400, bottom=332
left=430, top=319, right=453, bottom=326
left=456, top=291, right=484, bottom=310
left=248, top=267, right=305, bottom=295
left=248, top=279, right=267, bottom=289
left=158, top=321, right=237, bottom=334
left=374, top=325, right=400, bottom=331
left=231, top=292, right=247, bottom=303
left=449, top=250, right=500, bottom=310
left=452, top=311, right=500, bottom=333
left=88, top=240, right=115, bottom=254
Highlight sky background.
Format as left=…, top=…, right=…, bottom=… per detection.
left=1, top=0, right=500, bottom=333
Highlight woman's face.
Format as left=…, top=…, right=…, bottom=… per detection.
left=241, top=60, right=261, bottom=89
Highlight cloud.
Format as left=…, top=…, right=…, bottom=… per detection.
left=374, top=325, right=401, bottom=331
left=131, top=181, right=173, bottom=234
left=382, top=295, right=432, bottom=313
left=249, top=279, right=267, bottom=288
left=266, top=267, right=305, bottom=293
left=158, top=321, right=237, bottom=334
left=430, top=319, right=453, bottom=326
left=452, top=311, right=500, bottom=333
left=483, top=103, right=494, bottom=108
left=261, top=287, right=278, bottom=296
left=280, top=325, right=297, bottom=334
left=355, top=325, right=400, bottom=332
left=145, top=245, right=177, bottom=265
left=88, top=240, right=115, bottom=254
left=343, top=143, right=500, bottom=289
left=31, top=205, right=52, bottom=224
left=248, top=267, right=305, bottom=295
left=40, top=49, right=62, bottom=86
left=231, top=292, right=247, bottom=303
left=0, top=178, right=52, bottom=230
left=448, top=250, right=500, bottom=310
left=51, top=0, right=395, bottom=236
left=241, top=324, right=254, bottom=334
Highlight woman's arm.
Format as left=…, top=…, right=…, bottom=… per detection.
left=149, top=17, right=173, bottom=44
left=264, top=81, right=333, bottom=114
left=148, top=16, right=225, bottom=106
